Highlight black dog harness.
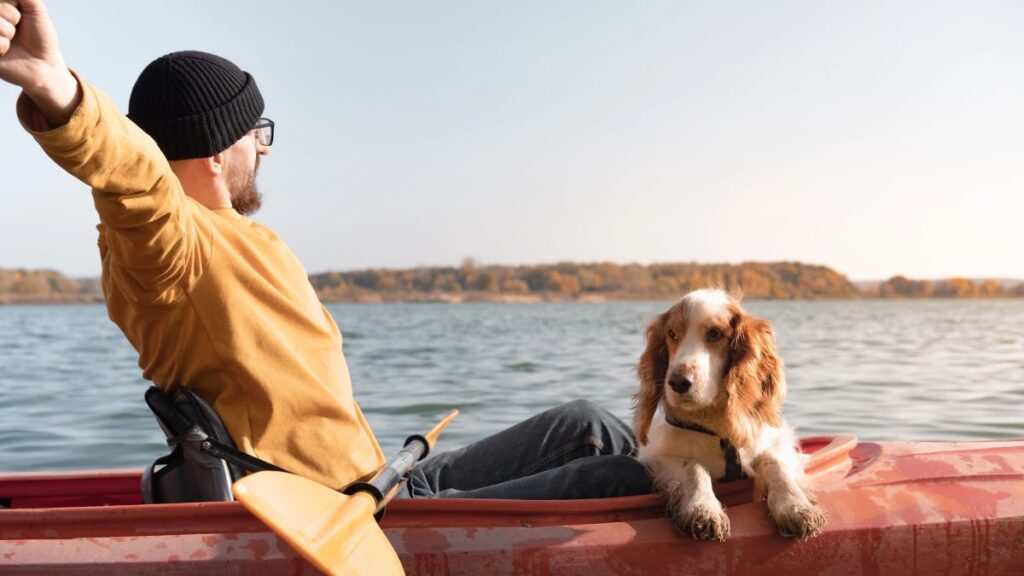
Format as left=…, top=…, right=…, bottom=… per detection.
left=664, top=413, right=747, bottom=483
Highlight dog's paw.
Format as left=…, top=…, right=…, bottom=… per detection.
left=671, top=503, right=731, bottom=542
left=766, top=500, right=826, bottom=539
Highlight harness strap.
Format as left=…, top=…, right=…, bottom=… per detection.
left=664, top=413, right=747, bottom=483
left=719, top=438, right=745, bottom=483
left=200, top=437, right=288, bottom=474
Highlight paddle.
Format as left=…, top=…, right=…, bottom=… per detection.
left=232, top=410, right=458, bottom=576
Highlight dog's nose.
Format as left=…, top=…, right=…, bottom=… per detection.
left=668, top=375, right=692, bottom=394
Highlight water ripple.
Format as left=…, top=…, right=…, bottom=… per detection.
left=2, top=300, right=1024, bottom=471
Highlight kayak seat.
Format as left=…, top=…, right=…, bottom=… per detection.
left=142, top=386, right=286, bottom=504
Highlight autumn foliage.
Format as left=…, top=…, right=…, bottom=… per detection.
left=873, top=276, right=1020, bottom=299
left=3, top=264, right=1023, bottom=304
left=0, top=269, right=102, bottom=303
left=308, top=260, right=862, bottom=302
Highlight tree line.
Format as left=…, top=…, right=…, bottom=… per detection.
left=871, top=275, right=1024, bottom=298
left=3, top=263, right=1023, bottom=303
left=308, top=260, right=862, bottom=302
left=0, top=269, right=103, bottom=303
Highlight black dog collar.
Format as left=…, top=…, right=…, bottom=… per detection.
left=664, top=412, right=747, bottom=483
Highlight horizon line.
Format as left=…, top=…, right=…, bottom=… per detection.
left=2, top=260, right=1023, bottom=285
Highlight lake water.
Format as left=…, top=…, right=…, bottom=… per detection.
left=1, top=300, right=1023, bottom=473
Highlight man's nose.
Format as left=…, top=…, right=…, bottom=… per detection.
left=667, top=373, right=692, bottom=394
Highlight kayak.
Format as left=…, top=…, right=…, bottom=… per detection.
left=2, top=435, right=1024, bottom=575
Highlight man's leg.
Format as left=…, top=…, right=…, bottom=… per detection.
left=406, top=399, right=653, bottom=499
left=429, top=454, right=652, bottom=499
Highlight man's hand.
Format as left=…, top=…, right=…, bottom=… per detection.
left=0, top=0, right=79, bottom=126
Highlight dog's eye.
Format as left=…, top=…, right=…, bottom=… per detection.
left=667, top=329, right=678, bottom=341
left=706, top=328, right=723, bottom=342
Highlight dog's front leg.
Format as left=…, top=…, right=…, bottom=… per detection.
left=752, top=453, right=826, bottom=539
left=652, top=459, right=730, bottom=541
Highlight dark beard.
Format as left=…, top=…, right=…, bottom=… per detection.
left=230, top=162, right=263, bottom=216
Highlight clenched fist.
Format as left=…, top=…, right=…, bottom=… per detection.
left=0, top=0, right=19, bottom=58
left=0, top=0, right=79, bottom=126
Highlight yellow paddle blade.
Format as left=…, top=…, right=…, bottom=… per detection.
left=424, top=409, right=459, bottom=452
left=233, top=471, right=404, bottom=576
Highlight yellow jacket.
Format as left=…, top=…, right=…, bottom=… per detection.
left=17, top=75, right=385, bottom=489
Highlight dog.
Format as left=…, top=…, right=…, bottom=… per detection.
left=633, top=289, right=825, bottom=541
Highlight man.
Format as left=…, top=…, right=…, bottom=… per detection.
left=0, top=0, right=651, bottom=499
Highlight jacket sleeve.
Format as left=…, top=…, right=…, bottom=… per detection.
left=17, top=72, right=211, bottom=305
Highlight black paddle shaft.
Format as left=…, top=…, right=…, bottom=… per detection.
left=343, top=433, right=432, bottom=514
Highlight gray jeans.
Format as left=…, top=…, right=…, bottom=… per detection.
left=405, top=400, right=654, bottom=499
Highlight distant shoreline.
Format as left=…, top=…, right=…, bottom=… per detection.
left=3, top=261, right=1022, bottom=305
left=0, top=294, right=105, bottom=305
left=4, top=291, right=1024, bottom=306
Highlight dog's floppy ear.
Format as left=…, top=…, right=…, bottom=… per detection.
left=633, top=312, right=668, bottom=445
left=723, top=309, right=786, bottom=447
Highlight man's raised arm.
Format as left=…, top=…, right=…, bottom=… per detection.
left=0, top=0, right=79, bottom=126
left=1, top=0, right=207, bottom=303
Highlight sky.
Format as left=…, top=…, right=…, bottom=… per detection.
left=1, top=1, right=1023, bottom=281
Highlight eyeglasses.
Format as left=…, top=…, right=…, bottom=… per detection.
left=253, top=118, right=275, bottom=146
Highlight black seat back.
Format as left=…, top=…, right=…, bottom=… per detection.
left=141, top=387, right=241, bottom=503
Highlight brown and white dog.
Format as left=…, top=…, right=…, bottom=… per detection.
left=633, top=289, right=825, bottom=541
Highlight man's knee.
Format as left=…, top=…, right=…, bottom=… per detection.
left=549, top=399, right=635, bottom=453
left=555, top=398, right=605, bottom=423
left=563, top=398, right=599, bottom=411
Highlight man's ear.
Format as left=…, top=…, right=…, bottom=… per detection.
left=206, top=152, right=226, bottom=176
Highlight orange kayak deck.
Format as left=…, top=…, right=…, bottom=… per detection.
left=2, top=435, right=1024, bottom=575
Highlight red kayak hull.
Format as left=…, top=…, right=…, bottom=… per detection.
left=2, top=436, right=1024, bottom=575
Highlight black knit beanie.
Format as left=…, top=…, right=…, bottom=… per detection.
left=128, top=51, right=265, bottom=161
